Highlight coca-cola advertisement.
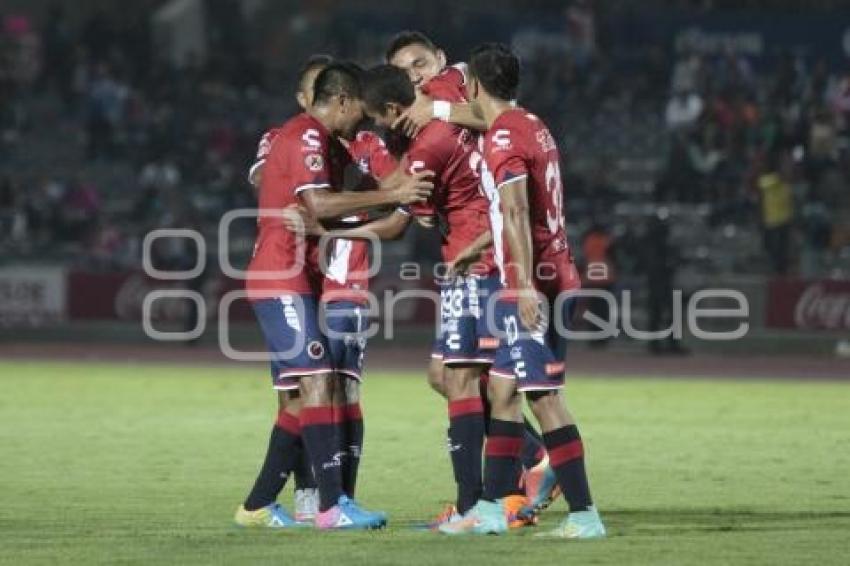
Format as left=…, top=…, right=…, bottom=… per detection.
left=767, top=279, right=850, bottom=331
left=67, top=270, right=251, bottom=322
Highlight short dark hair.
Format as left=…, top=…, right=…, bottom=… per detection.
left=468, top=43, right=520, bottom=101
left=385, top=30, right=438, bottom=62
left=297, top=54, right=334, bottom=89
left=313, top=61, right=363, bottom=105
left=362, top=64, right=416, bottom=115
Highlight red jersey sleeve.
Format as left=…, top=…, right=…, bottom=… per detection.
left=360, top=132, right=397, bottom=180
left=421, top=64, right=468, bottom=103
left=486, top=126, right=529, bottom=189
left=404, top=127, right=451, bottom=217
left=248, top=128, right=279, bottom=182
left=287, top=124, right=331, bottom=196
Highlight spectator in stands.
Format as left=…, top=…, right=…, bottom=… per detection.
left=580, top=221, right=618, bottom=348
left=643, top=208, right=688, bottom=356
left=757, top=151, right=795, bottom=275
left=85, top=63, right=128, bottom=160
left=665, top=87, right=704, bottom=131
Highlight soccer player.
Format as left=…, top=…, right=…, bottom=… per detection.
left=286, top=64, right=530, bottom=528
left=439, top=43, right=606, bottom=538
left=387, top=31, right=558, bottom=514
left=249, top=55, right=401, bottom=517
left=243, top=54, right=333, bottom=525
left=235, top=62, right=431, bottom=530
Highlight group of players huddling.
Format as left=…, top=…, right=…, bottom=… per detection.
left=234, top=32, right=606, bottom=539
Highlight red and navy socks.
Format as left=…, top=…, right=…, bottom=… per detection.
left=243, top=410, right=302, bottom=511
left=482, top=418, right=524, bottom=501
left=542, top=424, right=593, bottom=512
left=300, top=406, right=344, bottom=512
left=447, top=397, right=485, bottom=514
left=520, top=418, right=546, bottom=470
left=341, top=402, right=364, bottom=498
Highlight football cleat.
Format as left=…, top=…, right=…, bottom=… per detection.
left=503, top=494, right=536, bottom=528
left=234, top=503, right=300, bottom=528
left=426, top=503, right=462, bottom=531
left=535, top=506, right=606, bottom=539
left=522, top=456, right=561, bottom=517
left=294, top=488, right=319, bottom=523
left=314, top=495, right=387, bottom=530
left=437, top=499, right=508, bottom=535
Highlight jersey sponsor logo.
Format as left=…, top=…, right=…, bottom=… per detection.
left=307, top=340, right=325, bottom=360
left=305, top=153, right=324, bottom=172
left=302, top=128, right=322, bottom=149
left=545, top=362, right=565, bottom=375
left=280, top=296, right=302, bottom=331
left=510, top=346, right=523, bottom=360
left=322, top=451, right=345, bottom=470
left=408, top=159, right=426, bottom=174
left=491, top=129, right=512, bottom=151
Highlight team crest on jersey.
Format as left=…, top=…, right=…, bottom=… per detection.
left=305, top=153, right=324, bottom=172
left=307, top=340, right=325, bottom=360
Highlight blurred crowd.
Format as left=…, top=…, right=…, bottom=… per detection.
left=1, top=1, right=849, bottom=282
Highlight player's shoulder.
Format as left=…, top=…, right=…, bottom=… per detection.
left=278, top=112, right=329, bottom=151
left=421, top=63, right=468, bottom=103
left=487, top=108, right=550, bottom=153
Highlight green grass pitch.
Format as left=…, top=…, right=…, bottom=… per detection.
left=1, top=360, right=849, bottom=565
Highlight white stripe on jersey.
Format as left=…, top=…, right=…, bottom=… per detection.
left=327, top=238, right=353, bottom=285
left=480, top=161, right=506, bottom=286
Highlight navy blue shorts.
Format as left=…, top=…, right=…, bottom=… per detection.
left=322, top=301, right=368, bottom=381
left=489, top=295, right=576, bottom=392
left=252, top=295, right=332, bottom=390
left=432, top=273, right=501, bottom=366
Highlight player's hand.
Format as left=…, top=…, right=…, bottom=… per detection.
left=394, top=170, right=434, bottom=205
left=282, top=205, right=325, bottom=237
left=446, top=247, right=480, bottom=277
left=393, top=94, right=434, bottom=137
left=517, top=288, right=543, bottom=332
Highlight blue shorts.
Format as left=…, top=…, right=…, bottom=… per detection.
left=432, top=273, right=501, bottom=366
left=489, top=295, right=576, bottom=392
left=252, top=295, right=332, bottom=390
left=322, top=301, right=368, bottom=381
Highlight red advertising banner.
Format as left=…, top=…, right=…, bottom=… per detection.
left=766, top=278, right=850, bottom=331
left=65, top=270, right=437, bottom=326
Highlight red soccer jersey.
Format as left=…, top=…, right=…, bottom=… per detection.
left=404, top=119, right=494, bottom=273
left=248, top=127, right=281, bottom=182
left=246, top=113, right=333, bottom=299
left=421, top=63, right=468, bottom=103
left=319, top=131, right=398, bottom=304
left=481, top=108, right=580, bottom=297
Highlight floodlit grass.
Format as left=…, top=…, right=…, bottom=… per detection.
left=1, top=361, right=849, bottom=565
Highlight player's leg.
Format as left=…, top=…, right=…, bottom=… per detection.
left=235, top=297, right=311, bottom=528
left=444, top=364, right=485, bottom=515
left=323, top=300, right=368, bottom=499
left=235, top=389, right=304, bottom=527
left=525, top=390, right=603, bottom=538
left=283, top=388, right=319, bottom=523
left=523, top=295, right=604, bottom=539
left=305, top=298, right=383, bottom=529
left=438, top=373, right=519, bottom=535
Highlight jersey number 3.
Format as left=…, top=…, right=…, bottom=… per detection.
left=545, top=160, right=564, bottom=235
